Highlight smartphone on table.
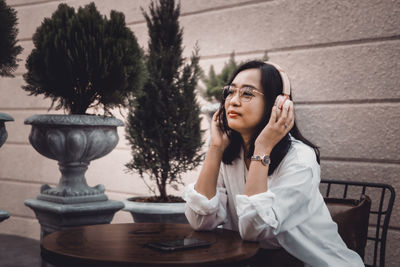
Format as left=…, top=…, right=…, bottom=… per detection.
left=147, top=238, right=211, bottom=251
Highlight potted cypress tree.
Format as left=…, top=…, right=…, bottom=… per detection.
left=0, top=0, right=22, bottom=148
left=124, top=0, right=203, bottom=223
left=0, top=0, right=23, bottom=222
left=22, top=2, right=145, bottom=235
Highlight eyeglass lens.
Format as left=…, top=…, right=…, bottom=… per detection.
left=222, top=86, right=255, bottom=102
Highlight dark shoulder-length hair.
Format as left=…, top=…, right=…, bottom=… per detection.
left=217, top=60, right=320, bottom=175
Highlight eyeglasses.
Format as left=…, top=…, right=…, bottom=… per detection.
left=222, top=85, right=264, bottom=102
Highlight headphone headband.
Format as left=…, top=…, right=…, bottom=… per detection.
left=264, top=61, right=291, bottom=96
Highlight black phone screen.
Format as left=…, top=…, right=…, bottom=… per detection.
left=147, top=238, right=211, bottom=251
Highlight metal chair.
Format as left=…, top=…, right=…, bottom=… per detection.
left=320, top=179, right=395, bottom=267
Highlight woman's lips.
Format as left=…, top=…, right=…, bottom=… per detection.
left=228, top=111, right=240, bottom=118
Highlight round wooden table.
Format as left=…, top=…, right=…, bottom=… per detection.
left=41, top=223, right=260, bottom=266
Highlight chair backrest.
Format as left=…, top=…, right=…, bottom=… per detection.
left=320, top=179, right=395, bottom=267
left=325, top=195, right=371, bottom=259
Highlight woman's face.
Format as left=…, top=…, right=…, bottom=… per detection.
left=224, top=68, right=266, bottom=137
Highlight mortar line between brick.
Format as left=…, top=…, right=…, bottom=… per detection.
left=11, top=0, right=274, bottom=25
left=0, top=178, right=140, bottom=196
left=321, top=157, right=400, bottom=165
left=3, top=98, right=398, bottom=112
left=0, top=177, right=146, bottom=198
left=127, top=0, right=272, bottom=25
left=1, top=142, right=129, bottom=151
left=0, top=177, right=56, bottom=186
left=181, top=0, right=272, bottom=17
left=200, top=35, right=400, bottom=60
left=105, top=189, right=138, bottom=196
left=295, top=98, right=400, bottom=106
left=5, top=213, right=37, bottom=220
left=1, top=142, right=30, bottom=146
left=0, top=108, right=51, bottom=112
left=16, top=35, right=400, bottom=61
left=268, top=35, right=400, bottom=53
left=10, top=0, right=61, bottom=8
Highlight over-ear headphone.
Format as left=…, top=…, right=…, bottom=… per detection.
left=264, top=61, right=291, bottom=99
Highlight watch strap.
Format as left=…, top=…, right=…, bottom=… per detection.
left=251, top=154, right=271, bottom=166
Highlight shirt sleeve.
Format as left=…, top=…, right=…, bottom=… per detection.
left=183, top=171, right=228, bottom=230
left=236, top=156, right=320, bottom=241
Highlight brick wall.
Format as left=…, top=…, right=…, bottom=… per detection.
left=0, top=0, right=399, bottom=265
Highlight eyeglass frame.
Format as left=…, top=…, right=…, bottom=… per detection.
left=222, top=85, right=264, bottom=102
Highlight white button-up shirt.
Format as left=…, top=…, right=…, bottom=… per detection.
left=183, top=138, right=364, bottom=267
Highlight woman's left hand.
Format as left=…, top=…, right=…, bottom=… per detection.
left=254, top=98, right=294, bottom=154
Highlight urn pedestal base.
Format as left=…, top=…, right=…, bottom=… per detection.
left=25, top=198, right=124, bottom=238
left=0, top=113, right=13, bottom=224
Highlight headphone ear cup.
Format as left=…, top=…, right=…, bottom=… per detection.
left=264, top=61, right=291, bottom=96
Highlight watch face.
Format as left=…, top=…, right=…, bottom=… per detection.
left=262, top=155, right=270, bottom=165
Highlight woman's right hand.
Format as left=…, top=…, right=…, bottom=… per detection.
left=210, top=109, right=230, bottom=152
left=195, top=109, right=228, bottom=199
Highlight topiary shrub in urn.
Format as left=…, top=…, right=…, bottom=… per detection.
left=0, top=0, right=23, bottom=223
left=124, top=0, right=203, bottom=223
left=1, top=0, right=22, bottom=148
left=22, top=2, right=145, bottom=236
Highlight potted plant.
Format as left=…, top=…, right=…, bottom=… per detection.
left=124, top=0, right=203, bottom=223
left=0, top=0, right=22, bottom=148
left=0, top=0, right=23, bottom=222
left=22, top=2, right=145, bottom=235
left=203, top=52, right=239, bottom=103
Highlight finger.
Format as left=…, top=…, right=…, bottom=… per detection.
left=278, top=94, right=289, bottom=109
left=277, top=95, right=285, bottom=109
left=274, top=95, right=281, bottom=107
left=269, top=105, right=278, bottom=124
left=286, top=101, right=294, bottom=123
left=286, top=101, right=295, bottom=130
left=213, top=109, right=222, bottom=121
left=278, top=100, right=290, bottom=124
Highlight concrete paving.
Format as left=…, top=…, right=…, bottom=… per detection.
left=0, top=234, right=42, bottom=267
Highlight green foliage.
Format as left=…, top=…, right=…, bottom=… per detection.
left=203, top=53, right=238, bottom=102
left=125, top=0, right=204, bottom=201
left=203, top=52, right=270, bottom=102
left=0, top=0, right=23, bottom=77
left=23, top=2, right=145, bottom=114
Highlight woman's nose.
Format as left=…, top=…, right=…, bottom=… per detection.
left=230, top=91, right=241, bottom=105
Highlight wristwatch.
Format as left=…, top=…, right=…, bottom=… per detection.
left=251, top=154, right=271, bottom=166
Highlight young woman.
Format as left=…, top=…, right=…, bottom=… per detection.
left=183, top=61, right=364, bottom=266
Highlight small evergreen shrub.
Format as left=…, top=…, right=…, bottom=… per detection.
left=23, top=2, right=145, bottom=114
left=125, top=0, right=203, bottom=201
left=203, top=52, right=269, bottom=102
left=203, top=53, right=238, bottom=102
left=0, top=0, right=23, bottom=77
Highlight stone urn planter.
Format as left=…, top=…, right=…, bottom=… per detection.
left=24, top=114, right=124, bottom=237
left=0, top=112, right=14, bottom=148
left=0, top=112, right=14, bottom=223
left=123, top=198, right=187, bottom=223
left=0, top=209, right=10, bottom=222
left=25, top=114, right=122, bottom=203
